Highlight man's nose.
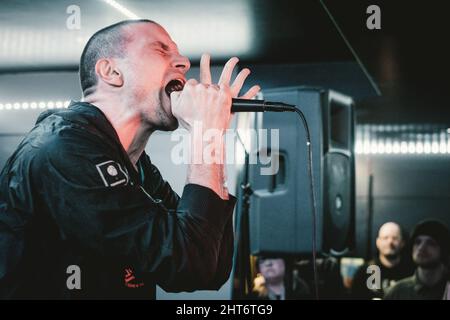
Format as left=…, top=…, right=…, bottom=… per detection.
left=416, top=242, right=426, bottom=251
left=172, top=53, right=191, bottom=73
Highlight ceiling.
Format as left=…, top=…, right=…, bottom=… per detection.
left=0, top=0, right=353, bottom=71
left=0, top=0, right=260, bottom=69
left=0, top=0, right=449, bottom=123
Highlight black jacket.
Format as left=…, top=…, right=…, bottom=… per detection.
left=0, top=101, right=235, bottom=299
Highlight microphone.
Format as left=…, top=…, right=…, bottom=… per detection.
left=231, top=98, right=297, bottom=113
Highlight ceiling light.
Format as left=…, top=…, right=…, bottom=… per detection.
left=102, top=0, right=140, bottom=19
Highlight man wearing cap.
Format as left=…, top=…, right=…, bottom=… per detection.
left=385, top=220, right=450, bottom=300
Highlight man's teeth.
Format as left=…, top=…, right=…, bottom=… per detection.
left=166, top=79, right=185, bottom=96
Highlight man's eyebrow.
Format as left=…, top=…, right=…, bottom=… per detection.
left=149, top=41, right=175, bottom=51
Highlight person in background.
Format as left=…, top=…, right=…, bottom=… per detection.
left=351, top=222, right=413, bottom=299
left=250, top=257, right=310, bottom=300
left=443, top=278, right=450, bottom=300
left=385, top=220, right=450, bottom=300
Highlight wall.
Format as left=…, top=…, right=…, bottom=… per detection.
left=355, top=154, right=450, bottom=258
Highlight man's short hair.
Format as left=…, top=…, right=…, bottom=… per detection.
left=79, top=19, right=155, bottom=96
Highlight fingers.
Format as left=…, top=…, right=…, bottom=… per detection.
left=170, top=90, right=181, bottom=104
left=239, top=85, right=261, bottom=99
left=219, top=83, right=231, bottom=100
left=230, top=68, right=251, bottom=97
left=170, top=80, right=196, bottom=108
left=218, top=57, right=239, bottom=86
left=179, top=79, right=198, bottom=93
left=199, top=53, right=212, bottom=84
left=185, top=78, right=198, bottom=86
left=219, top=56, right=260, bottom=99
left=206, top=84, right=220, bottom=92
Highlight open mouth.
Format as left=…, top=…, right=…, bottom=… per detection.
left=165, top=79, right=185, bottom=97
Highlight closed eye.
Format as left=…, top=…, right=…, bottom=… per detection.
left=148, top=41, right=177, bottom=55
left=155, top=48, right=167, bottom=55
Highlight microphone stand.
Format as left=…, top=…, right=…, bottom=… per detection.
left=232, top=132, right=254, bottom=299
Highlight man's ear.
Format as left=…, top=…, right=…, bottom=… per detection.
left=95, top=58, right=124, bottom=87
left=375, top=237, right=381, bottom=250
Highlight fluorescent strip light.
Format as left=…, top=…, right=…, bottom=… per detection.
left=100, top=2, right=254, bottom=58
left=102, top=0, right=141, bottom=19
left=355, top=141, right=450, bottom=155
left=355, top=125, right=450, bottom=155
left=0, top=100, right=71, bottom=111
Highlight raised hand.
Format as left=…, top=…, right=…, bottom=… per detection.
left=171, top=54, right=260, bottom=132
left=201, top=54, right=260, bottom=99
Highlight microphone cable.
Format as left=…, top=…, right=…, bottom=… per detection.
left=293, top=107, right=319, bottom=300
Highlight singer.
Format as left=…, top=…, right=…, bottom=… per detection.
left=0, top=19, right=260, bottom=299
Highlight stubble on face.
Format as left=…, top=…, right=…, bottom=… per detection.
left=412, top=234, right=443, bottom=268
left=155, top=89, right=179, bottom=131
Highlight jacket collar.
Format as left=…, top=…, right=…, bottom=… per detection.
left=66, top=101, right=145, bottom=183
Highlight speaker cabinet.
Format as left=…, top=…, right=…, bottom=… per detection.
left=247, top=86, right=355, bottom=255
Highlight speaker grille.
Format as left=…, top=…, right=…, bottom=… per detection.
left=324, top=152, right=353, bottom=252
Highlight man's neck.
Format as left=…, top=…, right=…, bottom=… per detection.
left=83, top=94, right=154, bottom=169
left=379, top=254, right=401, bottom=268
left=126, top=124, right=153, bottom=166
left=417, top=263, right=445, bottom=287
